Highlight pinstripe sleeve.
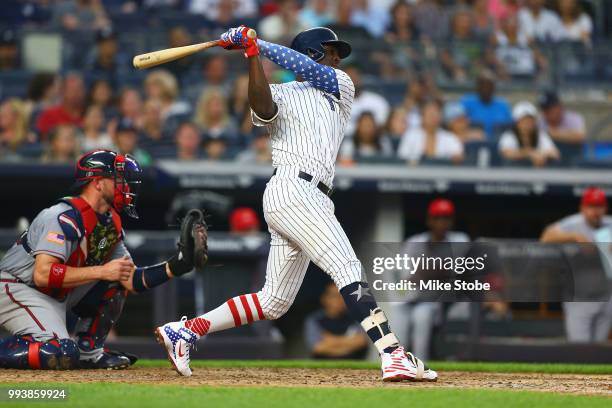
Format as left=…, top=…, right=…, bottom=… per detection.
left=251, top=84, right=282, bottom=127
left=334, top=69, right=354, bottom=113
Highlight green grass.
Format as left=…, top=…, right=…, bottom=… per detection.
left=0, top=383, right=609, bottom=408
left=138, top=359, right=612, bottom=375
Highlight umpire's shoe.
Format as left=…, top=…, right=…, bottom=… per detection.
left=79, top=351, right=131, bottom=370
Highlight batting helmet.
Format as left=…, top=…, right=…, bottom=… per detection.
left=73, top=150, right=143, bottom=219
left=290, top=27, right=351, bottom=62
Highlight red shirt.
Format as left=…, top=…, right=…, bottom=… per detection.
left=36, top=104, right=83, bottom=139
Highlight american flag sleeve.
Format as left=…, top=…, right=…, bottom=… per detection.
left=257, top=39, right=339, bottom=96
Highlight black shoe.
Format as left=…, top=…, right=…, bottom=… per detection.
left=79, top=352, right=130, bottom=370
left=104, top=349, right=139, bottom=366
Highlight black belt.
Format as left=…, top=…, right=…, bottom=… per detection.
left=272, top=169, right=332, bottom=196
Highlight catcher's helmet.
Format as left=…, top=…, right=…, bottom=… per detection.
left=73, top=149, right=143, bottom=219
left=290, top=27, right=351, bottom=62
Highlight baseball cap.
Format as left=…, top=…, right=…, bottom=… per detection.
left=428, top=199, right=455, bottom=217
left=512, top=101, right=538, bottom=122
left=229, top=207, right=260, bottom=232
left=96, top=27, right=117, bottom=42
left=538, top=91, right=561, bottom=110
left=581, top=187, right=607, bottom=207
left=443, top=102, right=466, bottom=124
left=116, top=117, right=137, bottom=133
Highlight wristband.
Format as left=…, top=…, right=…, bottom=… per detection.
left=48, top=263, right=67, bottom=289
left=132, top=262, right=170, bottom=293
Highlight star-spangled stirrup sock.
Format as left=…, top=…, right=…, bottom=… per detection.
left=185, top=293, right=266, bottom=339
left=340, top=282, right=399, bottom=354
left=257, top=39, right=340, bottom=95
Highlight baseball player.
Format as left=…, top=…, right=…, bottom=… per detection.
left=156, top=26, right=437, bottom=382
left=0, top=149, right=207, bottom=370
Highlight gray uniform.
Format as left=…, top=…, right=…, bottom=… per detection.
left=556, top=213, right=612, bottom=343
left=0, top=202, right=129, bottom=342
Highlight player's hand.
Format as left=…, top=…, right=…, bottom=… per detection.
left=100, top=256, right=134, bottom=282
left=219, top=25, right=259, bottom=58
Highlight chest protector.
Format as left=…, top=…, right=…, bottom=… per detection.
left=36, top=197, right=122, bottom=300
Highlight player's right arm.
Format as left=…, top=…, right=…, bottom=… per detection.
left=33, top=253, right=133, bottom=288
left=247, top=52, right=277, bottom=121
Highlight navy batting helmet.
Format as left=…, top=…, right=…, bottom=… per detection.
left=73, top=150, right=143, bottom=219
left=290, top=27, right=351, bottom=62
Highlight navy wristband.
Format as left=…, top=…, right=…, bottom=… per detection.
left=132, top=262, right=170, bottom=293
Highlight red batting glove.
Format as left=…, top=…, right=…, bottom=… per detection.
left=218, top=26, right=259, bottom=58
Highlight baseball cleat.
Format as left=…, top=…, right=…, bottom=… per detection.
left=154, top=316, right=198, bottom=377
left=79, top=351, right=131, bottom=370
left=381, top=346, right=438, bottom=382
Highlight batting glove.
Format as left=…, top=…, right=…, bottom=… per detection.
left=219, top=25, right=259, bottom=58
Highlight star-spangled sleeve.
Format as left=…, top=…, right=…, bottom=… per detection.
left=257, top=39, right=340, bottom=97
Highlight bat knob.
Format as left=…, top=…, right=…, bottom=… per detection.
left=246, top=29, right=257, bottom=39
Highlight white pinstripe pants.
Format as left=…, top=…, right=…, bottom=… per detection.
left=257, top=167, right=363, bottom=319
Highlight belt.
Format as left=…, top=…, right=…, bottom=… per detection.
left=272, top=169, right=333, bottom=196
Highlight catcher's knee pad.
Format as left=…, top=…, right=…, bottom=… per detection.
left=0, top=336, right=79, bottom=370
left=256, top=292, right=293, bottom=320
left=73, top=282, right=126, bottom=352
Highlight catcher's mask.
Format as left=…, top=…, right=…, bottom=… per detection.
left=73, top=150, right=143, bottom=219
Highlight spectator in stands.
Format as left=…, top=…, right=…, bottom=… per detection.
left=351, top=0, right=389, bottom=38
left=175, top=122, right=202, bottom=161
left=141, top=99, right=165, bottom=145
left=414, top=0, right=450, bottom=41
left=194, top=88, right=239, bottom=147
left=166, top=26, right=196, bottom=78
left=383, top=107, right=408, bottom=152
left=379, top=1, right=423, bottom=79
left=389, top=198, right=470, bottom=360
left=328, top=0, right=372, bottom=43
left=488, top=0, right=520, bottom=27
left=0, top=29, right=19, bottom=71
left=82, top=105, right=113, bottom=151
left=385, top=1, right=420, bottom=43
left=52, top=0, right=110, bottom=32
left=203, top=136, right=228, bottom=161
left=339, top=112, right=393, bottom=165
left=460, top=70, right=512, bottom=139
left=258, top=0, right=307, bottom=44
left=229, top=207, right=261, bottom=234
left=444, top=101, right=485, bottom=143
left=304, top=282, right=368, bottom=360
left=541, top=187, right=612, bottom=343
left=229, top=74, right=254, bottom=137
left=403, top=74, right=441, bottom=129
left=188, top=0, right=257, bottom=21
left=538, top=91, right=586, bottom=145
left=236, top=130, right=272, bottom=164
left=118, top=87, right=143, bottom=127
left=440, top=7, right=485, bottom=83
left=299, top=0, right=333, bottom=28
left=144, top=69, right=191, bottom=121
left=0, top=98, right=32, bottom=154
left=85, top=27, right=129, bottom=84
left=398, top=100, right=464, bottom=165
left=37, top=73, right=86, bottom=139
left=498, top=101, right=559, bottom=166
left=112, top=117, right=152, bottom=166
left=471, top=0, right=496, bottom=40
left=344, top=65, right=390, bottom=137
left=86, top=79, right=115, bottom=118
left=201, top=55, right=231, bottom=93
left=518, top=0, right=563, bottom=42
left=41, top=125, right=80, bottom=163
left=555, top=0, right=593, bottom=46
left=492, top=14, right=548, bottom=80
left=25, top=74, right=61, bottom=123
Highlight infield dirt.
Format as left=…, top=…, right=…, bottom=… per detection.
left=1, top=367, right=611, bottom=396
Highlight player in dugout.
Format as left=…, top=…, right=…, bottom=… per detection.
left=0, top=149, right=207, bottom=370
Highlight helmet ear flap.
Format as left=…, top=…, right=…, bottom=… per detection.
left=307, top=47, right=324, bottom=61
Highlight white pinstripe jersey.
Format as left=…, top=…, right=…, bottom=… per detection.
left=252, top=69, right=355, bottom=187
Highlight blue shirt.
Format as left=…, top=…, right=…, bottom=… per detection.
left=460, top=94, right=512, bottom=139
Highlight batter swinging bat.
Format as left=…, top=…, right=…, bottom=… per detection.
left=133, top=29, right=257, bottom=70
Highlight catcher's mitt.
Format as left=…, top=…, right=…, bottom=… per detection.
left=168, top=209, right=209, bottom=276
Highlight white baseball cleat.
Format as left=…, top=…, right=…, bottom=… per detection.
left=154, top=316, right=198, bottom=377
left=381, top=346, right=438, bottom=382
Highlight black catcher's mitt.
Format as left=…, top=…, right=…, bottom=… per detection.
left=168, top=209, right=209, bottom=276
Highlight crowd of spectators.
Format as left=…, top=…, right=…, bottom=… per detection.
left=0, top=0, right=605, bottom=168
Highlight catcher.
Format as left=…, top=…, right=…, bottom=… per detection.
left=0, top=149, right=208, bottom=370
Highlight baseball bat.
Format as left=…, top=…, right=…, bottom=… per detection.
left=132, top=29, right=257, bottom=70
